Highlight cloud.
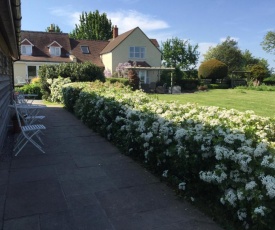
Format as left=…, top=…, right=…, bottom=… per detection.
left=49, top=5, right=80, bottom=28
left=107, top=10, right=169, bottom=34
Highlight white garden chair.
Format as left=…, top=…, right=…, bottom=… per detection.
left=12, top=100, right=46, bottom=156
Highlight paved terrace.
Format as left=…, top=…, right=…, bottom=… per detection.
left=0, top=101, right=223, bottom=230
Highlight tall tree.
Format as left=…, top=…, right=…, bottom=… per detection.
left=161, top=37, right=199, bottom=70
left=261, top=31, right=275, bottom=54
left=45, top=24, right=62, bottom=33
left=70, top=10, right=112, bottom=40
left=203, top=36, right=243, bottom=73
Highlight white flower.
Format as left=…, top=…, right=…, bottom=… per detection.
left=245, top=181, right=257, bottom=190
left=237, top=209, right=247, bottom=221
left=162, top=170, right=168, bottom=178
left=178, top=182, right=186, bottom=190
left=224, top=189, right=237, bottom=207
left=254, top=206, right=266, bottom=216
left=261, top=175, right=275, bottom=198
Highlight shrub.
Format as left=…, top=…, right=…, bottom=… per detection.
left=47, top=76, right=71, bottom=103
left=66, top=83, right=275, bottom=229
left=178, top=79, right=200, bottom=90
left=235, top=84, right=275, bottom=91
left=62, top=82, right=87, bottom=112
left=263, top=76, right=275, bottom=85
left=198, top=59, right=228, bottom=83
left=15, top=82, right=42, bottom=99
left=208, top=83, right=230, bottom=89
left=128, top=69, right=139, bottom=90
left=106, top=77, right=130, bottom=86
left=38, top=62, right=105, bottom=100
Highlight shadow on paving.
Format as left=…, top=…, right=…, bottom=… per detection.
left=0, top=101, right=223, bottom=230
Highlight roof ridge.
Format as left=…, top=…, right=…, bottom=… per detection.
left=21, top=30, right=69, bottom=35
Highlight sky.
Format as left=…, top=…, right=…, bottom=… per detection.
left=21, top=0, right=275, bottom=70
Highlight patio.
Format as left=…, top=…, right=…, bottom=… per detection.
left=0, top=101, right=222, bottom=230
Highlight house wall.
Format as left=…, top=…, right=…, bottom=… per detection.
left=103, top=28, right=161, bottom=75
left=13, top=61, right=60, bottom=85
left=14, top=62, right=26, bottom=84
left=101, top=53, right=113, bottom=74
left=0, top=49, right=13, bottom=151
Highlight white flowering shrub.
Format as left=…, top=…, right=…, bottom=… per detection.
left=47, top=76, right=71, bottom=103
left=63, top=82, right=275, bottom=229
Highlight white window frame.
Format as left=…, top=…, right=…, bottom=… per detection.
left=49, top=46, right=61, bottom=56
left=21, top=45, right=32, bottom=55
left=129, top=46, right=145, bottom=59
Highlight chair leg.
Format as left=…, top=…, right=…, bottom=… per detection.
left=14, top=130, right=45, bottom=156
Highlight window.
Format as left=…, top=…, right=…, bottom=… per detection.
left=26, top=66, right=39, bottom=83
left=129, top=46, right=145, bottom=59
left=49, top=46, right=61, bottom=56
left=139, top=70, right=148, bottom=83
left=81, top=46, right=90, bottom=54
left=21, top=45, right=32, bottom=55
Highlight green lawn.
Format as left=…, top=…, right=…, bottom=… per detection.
left=156, top=89, right=275, bottom=118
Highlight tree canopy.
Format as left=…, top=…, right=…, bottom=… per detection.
left=203, top=37, right=244, bottom=73
left=69, top=10, right=112, bottom=40
left=45, top=24, right=62, bottom=33
left=261, top=31, right=275, bottom=54
left=161, top=37, right=199, bottom=71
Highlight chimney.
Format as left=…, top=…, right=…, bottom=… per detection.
left=49, top=24, right=54, bottom=32
left=113, top=25, right=118, bottom=39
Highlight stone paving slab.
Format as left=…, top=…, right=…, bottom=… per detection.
left=0, top=101, right=223, bottom=230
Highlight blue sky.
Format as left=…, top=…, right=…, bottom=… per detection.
left=21, top=0, right=275, bottom=69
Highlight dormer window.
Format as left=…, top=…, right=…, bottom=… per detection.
left=20, top=38, right=34, bottom=55
left=48, top=41, right=62, bottom=56
left=81, top=46, right=90, bottom=54
left=21, top=45, right=32, bottom=55
left=49, top=46, right=61, bottom=56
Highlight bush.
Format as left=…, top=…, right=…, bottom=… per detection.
left=178, top=79, right=200, bottom=90
left=66, top=82, right=275, bottom=229
left=128, top=69, right=139, bottom=90
left=47, top=76, right=71, bottom=103
left=208, top=83, right=230, bottom=89
left=198, top=59, right=228, bottom=83
left=15, top=82, right=42, bottom=99
left=235, top=84, right=275, bottom=91
left=106, top=77, right=129, bottom=86
left=263, top=76, right=275, bottom=85
left=62, top=82, right=87, bottom=112
left=38, top=62, right=105, bottom=100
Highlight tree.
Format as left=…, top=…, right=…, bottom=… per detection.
left=128, top=69, right=139, bottom=90
left=45, top=24, right=62, bottom=33
left=261, top=31, right=275, bottom=54
left=247, top=64, right=269, bottom=86
left=70, top=10, right=112, bottom=40
left=203, top=36, right=243, bottom=73
left=198, top=59, right=228, bottom=82
left=161, top=37, right=199, bottom=71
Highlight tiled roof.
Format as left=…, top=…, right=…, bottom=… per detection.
left=128, top=60, right=151, bottom=67
left=20, top=30, right=71, bottom=61
left=70, top=39, right=109, bottom=67
left=150, top=39, right=160, bottom=48
left=100, top=27, right=136, bottom=54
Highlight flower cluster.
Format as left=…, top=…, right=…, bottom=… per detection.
left=63, top=82, right=275, bottom=229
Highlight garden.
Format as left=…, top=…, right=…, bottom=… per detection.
left=14, top=61, right=275, bottom=230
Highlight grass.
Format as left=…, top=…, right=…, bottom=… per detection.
left=156, top=89, right=275, bottom=118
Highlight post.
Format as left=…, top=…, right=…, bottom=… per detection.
left=170, top=72, right=173, bottom=94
